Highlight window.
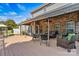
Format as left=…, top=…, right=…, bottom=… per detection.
left=66, top=21, right=75, bottom=33
left=76, top=22, right=79, bottom=40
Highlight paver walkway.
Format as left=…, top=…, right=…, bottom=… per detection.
left=0, top=35, right=79, bottom=56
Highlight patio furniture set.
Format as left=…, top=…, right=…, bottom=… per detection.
left=32, top=30, right=76, bottom=52
left=32, top=30, right=58, bottom=46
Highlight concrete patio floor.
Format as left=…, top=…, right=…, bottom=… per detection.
left=0, top=35, right=79, bottom=56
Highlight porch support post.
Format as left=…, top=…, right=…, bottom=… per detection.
left=47, top=18, right=50, bottom=46
left=30, top=25, right=32, bottom=35
left=20, top=25, right=22, bottom=35
left=34, top=21, right=36, bottom=34
left=25, top=25, right=26, bottom=34
left=38, top=25, right=40, bottom=34
left=6, top=27, right=8, bottom=37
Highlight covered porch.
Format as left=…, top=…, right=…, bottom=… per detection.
left=20, top=10, right=79, bottom=53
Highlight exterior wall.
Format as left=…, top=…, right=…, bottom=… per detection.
left=50, top=11, right=78, bottom=33
left=13, top=28, right=20, bottom=34
left=20, top=25, right=26, bottom=32
left=33, top=11, right=78, bottom=33
left=39, top=20, right=47, bottom=33
left=20, top=25, right=29, bottom=34
left=26, top=11, right=79, bottom=36
left=45, top=3, right=67, bottom=12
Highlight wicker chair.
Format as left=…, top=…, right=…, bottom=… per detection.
left=32, top=34, right=39, bottom=41
left=40, top=34, right=48, bottom=46
left=45, top=31, right=59, bottom=39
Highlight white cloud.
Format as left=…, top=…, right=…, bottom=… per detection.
left=17, top=4, right=26, bottom=11
left=9, top=12, right=17, bottom=15
left=12, top=15, right=27, bottom=23
left=14, top=15, right=26, bottom=20
left=4, top=12, right=17, bottom=16
left=0, top=15, right=26, bottom=23
left=3, top=13, right=8, bottom=15
left=0, top=14, right=26, bottom=24
left=0, top=16, right=8, bottom=20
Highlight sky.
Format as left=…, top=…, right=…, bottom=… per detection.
left=0, top=3, right=43, bottom=24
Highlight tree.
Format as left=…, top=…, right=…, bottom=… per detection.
left=5, top=19, right=18, bottom=30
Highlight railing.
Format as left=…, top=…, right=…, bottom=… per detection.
left=0, top=35, right=6, bottom=56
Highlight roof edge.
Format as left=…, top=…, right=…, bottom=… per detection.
left=31, top=3, right=50, bottom=14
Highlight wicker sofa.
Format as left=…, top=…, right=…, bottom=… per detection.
left=57, top=38, right=69, bottom=48
left=57, top=35, right=76, bottom=52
